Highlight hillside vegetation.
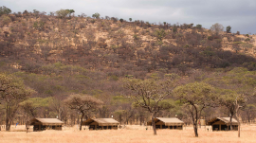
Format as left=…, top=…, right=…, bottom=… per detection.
left=1, top=7, right=256, bottom=136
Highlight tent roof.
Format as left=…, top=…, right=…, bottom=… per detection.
left=147, top=117, right=184, bottom=126
left=36, top=118, right=64, bottom=124
left=82, top=118, right=119, bottom=126
left=28, top=118, right=64, bottom=125
left=207, top=117, right=238, bottom=125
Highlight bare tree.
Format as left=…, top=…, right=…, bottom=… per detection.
left=210, top=23, right=224, bottom=35
left=125, top=79, right=175, bottom=135
left=65, top=94, right=103, bottom=130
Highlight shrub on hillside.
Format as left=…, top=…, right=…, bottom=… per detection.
left=0, top=15, right=11, bottom=26
left=196, top=24, right=202, bottom=30
left=0, top=6, right=11, bottom=16
left=226, top=26, right=231, bottom=33
left=56, top=9, right=69, bottom=18
left=92, top=13, right=100, bottom=19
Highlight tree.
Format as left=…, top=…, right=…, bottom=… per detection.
left=125, top=79, right=175, bottom=135
left=234, top=94, right=245, bottom=137
left=226, top=26, right=231, bottom=33
left=65, top=94, right=103, bottom=130
left=92, top=13, right=100, bottom=19
left=0, top=6, right=12, bottom=16
left=68, top=9, right=75, bottom=17
left=174, top=82, right=218, bottom=137
left=210, top=23, right=224, bottom=35
left=50, top=96, right=63, bottom=120
left=218, top=89, right=244, bottom=130
left=0, top=73, right=35, bottom=131
left=20, top=97, right=50, bottom=118
left=129, top=18, right=132, bottom=22
left=56, top=9, right=69, bottom=18
left=196, top=24, right=202, bottom=30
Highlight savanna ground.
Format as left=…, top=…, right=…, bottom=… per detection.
left=1, top=125, right=256, bottom=143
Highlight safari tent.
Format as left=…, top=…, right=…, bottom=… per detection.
left=207, top=117, right=238, bottom=131
left=27, top=118, right=64, bottom=131
left=147, top=117, right=184, bottom=130
left=82, top=118, right=119, bottom=130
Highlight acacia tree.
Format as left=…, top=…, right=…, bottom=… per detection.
left=234, top=94, right=245, bottom=138
left=218, top=89, right=245, bottom=131
left=125, top=79, right=175, bottom=135
left=174, top=82, right=218, bottom=137
left=20, top=97, right=50, bottom=118
left=65, top=94, right=103, bottom=130
left=0, top=73, right=34, bottom=131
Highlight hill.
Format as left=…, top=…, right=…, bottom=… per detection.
left=1, top=8, right=256, bottom=126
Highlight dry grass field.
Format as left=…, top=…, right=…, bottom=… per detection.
left=1, top=125, right=256, bottom=143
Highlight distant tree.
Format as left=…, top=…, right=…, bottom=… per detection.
left=0, top=6, right=12, bottom=16
left=125, top=79, right=175, bottom=135
left=0, top=73, right=35, bottom=131
left=129, top=18, right=132, bottom=22
left=65, top=94, right=103, bottom=130
left=174, top=82, right=218, bottom=137
left=33, top=9, right=40, bottom=18
left=218, top=89, right=245, bottom=130
left=196, top=24, right=202, bottom=30
left=92, top=12, right=100, bottom=19
left=226, top=26, right=231, bottom=33
left=68, top=9, right=75, bottom=17
left=23, top=10, right=29, bottom=15
left=49, top=12, right=54, bottom=16
left=173, top=25, right=178, bottom=33
left=56, top=9, right=69, bottom=18
left=120, top=18, right=124, bottom=22
left=210, top=23, right=224, bottom=35
left=20, top=97, right=50, bottom=118
left=236, top=31, right=240, bottom=35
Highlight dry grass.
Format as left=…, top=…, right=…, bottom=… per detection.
left=1, top=125, right=256, bottom=143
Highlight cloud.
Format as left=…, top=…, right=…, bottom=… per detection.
left=1, top=0, right=256, bottom=34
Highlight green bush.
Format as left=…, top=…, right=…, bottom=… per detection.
left=92, top=13, right=100, bottom=19
left=196, top=24, right=202, bottom=30
left=0, top=6, right=11, bottom=16
left=56, top=9, right=69, bottom=18
left=226, top=26, right=231, bottom=33
left=156, top=29, right=166, bottom=41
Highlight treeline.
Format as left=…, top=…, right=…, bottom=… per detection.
left=0, top=6, right=256, bottom=137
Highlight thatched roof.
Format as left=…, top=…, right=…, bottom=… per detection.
left=82, top=118, right=119, bottom=126
left=147, top=117, right=184, bottom=126
left=27, top=118, right=64, bottom=125
left=207, top=117, right=238, bottom=125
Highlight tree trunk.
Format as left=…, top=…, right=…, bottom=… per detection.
left=235, top=112, right=241, bottom=138
left=80, top=112, right=84, bottom=131
left=193, top=122, right=198, bottom=137
left=6, top=107, right=11, bottom=131
left=6, top=117, right=10, bottom=131
left=151, top=113, right=157, bottom=135
left=229, top=112, right=233, bottom=130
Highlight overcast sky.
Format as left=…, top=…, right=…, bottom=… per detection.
left=1, top=0, right=256, bottom=34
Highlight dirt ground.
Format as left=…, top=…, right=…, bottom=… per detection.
left=1, top=125, right=256, bottom=143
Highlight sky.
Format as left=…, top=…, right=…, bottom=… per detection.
left=1, top=0, right=256, bottom=34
